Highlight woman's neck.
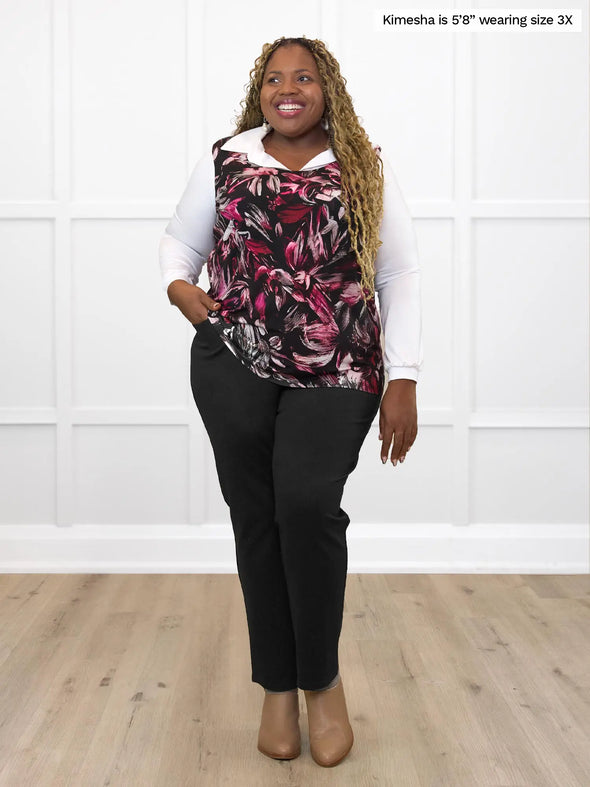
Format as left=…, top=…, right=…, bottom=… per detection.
left=262, top=126, right=329, bottom=153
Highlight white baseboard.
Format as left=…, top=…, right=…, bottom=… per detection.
left=0, top=523, right=587, bottom=573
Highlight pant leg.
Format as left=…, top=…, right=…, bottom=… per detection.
left=272, top=386, right=382, bottom=691
left=189, top=319, right=297, bottom=691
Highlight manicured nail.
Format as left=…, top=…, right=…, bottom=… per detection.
left=381, top=456, right=387, bottom=464
left=392, top=459, right=397, bottom=466
left=400, top=456, right=405, bottom=463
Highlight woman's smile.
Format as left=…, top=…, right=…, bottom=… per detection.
left=274, top=103, right=306, bottom=118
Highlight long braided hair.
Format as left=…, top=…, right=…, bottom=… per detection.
left=232, top=36, right=384, bottom=303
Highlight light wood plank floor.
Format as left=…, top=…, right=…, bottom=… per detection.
left=0, top=573, right=588, bottom=786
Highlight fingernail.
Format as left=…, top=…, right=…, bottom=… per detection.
left=392, top=459, right=397, bottom=466
left=381, top=456, right=387, bottom=464
left=400, top=456, right=405, bottom=463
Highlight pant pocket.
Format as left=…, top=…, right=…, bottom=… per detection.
left=191, top=318, right=227, bottom=359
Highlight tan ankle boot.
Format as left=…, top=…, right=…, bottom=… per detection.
left=304, top=676, right=354, bottom=767
left=257, top=690, right=301, bottom=760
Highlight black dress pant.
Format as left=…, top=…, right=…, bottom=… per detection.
left=190, top=318, right=382, bottom=691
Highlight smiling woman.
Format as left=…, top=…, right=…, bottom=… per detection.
left=158, top=34, right=423, bottom=770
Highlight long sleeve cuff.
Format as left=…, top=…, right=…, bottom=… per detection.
left=386, top=366, right=419, bottom=382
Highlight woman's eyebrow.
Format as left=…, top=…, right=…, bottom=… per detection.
left=265, top=68, right=312, bottom=75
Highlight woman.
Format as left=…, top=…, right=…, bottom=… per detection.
left=159, top=36, right=423, bottom=768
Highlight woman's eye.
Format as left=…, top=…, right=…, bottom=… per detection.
left=266, top=75, right=311, bottom=84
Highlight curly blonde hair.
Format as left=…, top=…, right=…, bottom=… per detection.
left=232, top=36, right=384, bottom=303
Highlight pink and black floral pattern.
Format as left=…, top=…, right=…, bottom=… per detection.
left=204, top=136, right=385, bottom=395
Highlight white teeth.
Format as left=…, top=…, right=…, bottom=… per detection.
left=277, top=104, right=304, bottom=111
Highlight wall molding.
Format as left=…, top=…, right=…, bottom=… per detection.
left=0, top=523, right=587, bottom=574
left=1, top=409, right=587, bottom=427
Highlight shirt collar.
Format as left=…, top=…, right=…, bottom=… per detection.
left=220, top=125, right=336, bottom=171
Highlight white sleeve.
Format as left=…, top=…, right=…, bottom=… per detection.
left=374, top=149, right=424, bottom=383
left=158, top=151, right=216, bottom=292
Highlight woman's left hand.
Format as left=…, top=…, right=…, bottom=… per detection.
left=379, top=379, right=418, bottom=466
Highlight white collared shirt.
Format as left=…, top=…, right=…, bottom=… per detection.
left=159, top=125, right=424, bottom=382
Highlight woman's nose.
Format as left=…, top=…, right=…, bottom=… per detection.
left=278, top=79, right=299, bottom=95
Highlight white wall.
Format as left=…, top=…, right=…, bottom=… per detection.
left=0, top=0, right=588, bottom=572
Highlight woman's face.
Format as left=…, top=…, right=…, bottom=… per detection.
left=259, top=44, right=326, bottom=140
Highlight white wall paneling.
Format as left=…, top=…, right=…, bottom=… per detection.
left=72, top=425, right=189, bottom=524
left=0, top=0, right=587, bottom=571
left=0, top=426, right=56, bottom=525
left=0, top=220, right=55, bottom=409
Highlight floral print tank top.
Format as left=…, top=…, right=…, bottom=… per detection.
left=203, top=134, right=385, bottom=396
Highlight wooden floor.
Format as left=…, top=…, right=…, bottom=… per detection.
left=0, top=573, right=588, bottom=786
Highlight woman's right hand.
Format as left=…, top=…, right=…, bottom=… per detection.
left=167, top=280, right=221, bottom=325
